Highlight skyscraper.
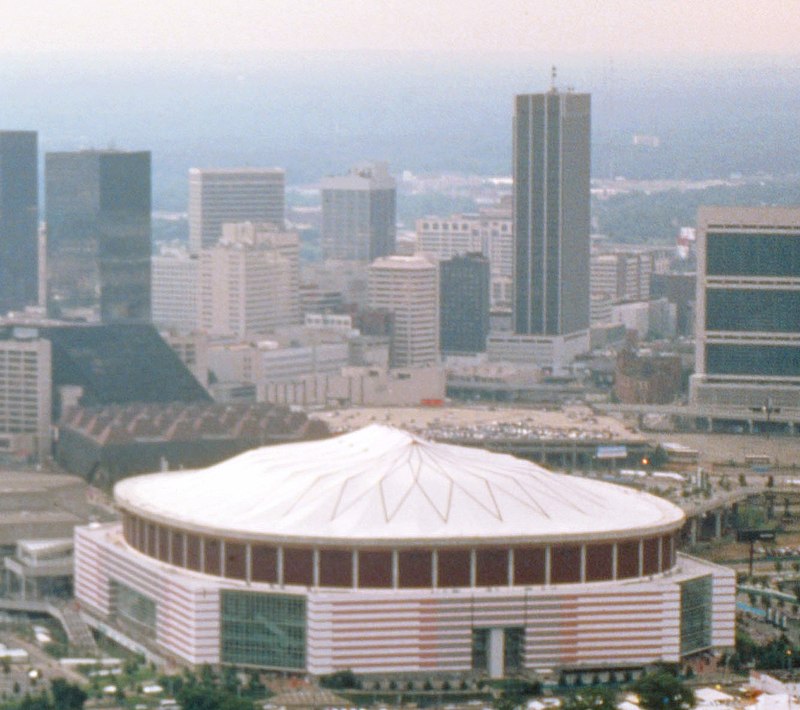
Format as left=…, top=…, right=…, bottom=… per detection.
left=440, top=253, right=490, bottom=354
left=691, top=206, right=800, bottom=410
left=321, top=162, right=396, bottom=261
left=0, top=131, right=38, bottom=314
left=46, top=150, right=151, bottom=323
left=368, top=255, right=438, bottom=368
left=513, top=90, right=591, bottom=339
left=188, top=168, right=285, bottom=253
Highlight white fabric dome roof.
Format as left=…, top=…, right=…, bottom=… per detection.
left=115, top=424, right=684, bottom=544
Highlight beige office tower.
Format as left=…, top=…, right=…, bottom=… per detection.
left=368, top=255, right=438, bottom=368
left=0, top=332, right=51, bottom=461
left=188, top=168, right=285, bottom=253
left=590, top=250, right=655, bottom=304
left=199, top=222, right=300, bottom=339
left=151, top=247, right=199, bottom=332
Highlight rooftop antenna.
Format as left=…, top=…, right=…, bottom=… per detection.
left=550, top=65, right=557, bottom=91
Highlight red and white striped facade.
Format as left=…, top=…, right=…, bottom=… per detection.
left=73, top=426, right=736, bottom=674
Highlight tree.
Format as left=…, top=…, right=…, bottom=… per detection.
left=632, top=670, right=695, bottom=710
left=177, top=686, right=252, bottom=710
left=50, top=679, right=87, bottom=710
left=562, top=686, right=618, bottom=710
left=319, top=670, right=359, bottom=690
left=221, top=667, right=239, bottom=695
left=198, top=664, right=217, bottom=689
left=18, top=694, right=53, bottom=710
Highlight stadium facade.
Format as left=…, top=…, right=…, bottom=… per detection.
left=75, top=426, right=734, bottom=677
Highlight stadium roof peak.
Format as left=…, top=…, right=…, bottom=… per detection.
left=115, top=424, right=684, bottom=545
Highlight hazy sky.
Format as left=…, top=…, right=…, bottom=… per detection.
left=3, top=0, right=800, bottom=56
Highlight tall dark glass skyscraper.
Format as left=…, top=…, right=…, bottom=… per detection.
left=0, top=131, right=38, bottom=314
left=513, top=91, right=590, bottom=337
left=46, top=150, right=151, bottom=323
left=440, top=253, right=490, bottom=354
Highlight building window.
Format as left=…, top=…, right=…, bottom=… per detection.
left=504, top=627, right=525, bottom=672
left=706, top=232, right=800, bottom=277
left=112, top=580, right=156, bottom=634
left=471, top=628, right=489, bottom=671
left=680, top=575, right=713, bottom=656
left=220, top=591, right=306, bottom=669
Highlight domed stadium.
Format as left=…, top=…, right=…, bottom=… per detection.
left=76, top=425, right=734, bottom=677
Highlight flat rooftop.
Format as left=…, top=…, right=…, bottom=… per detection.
left=315, top=405, right=644, bottom=443
left=0, top=471, right=85, bottom=495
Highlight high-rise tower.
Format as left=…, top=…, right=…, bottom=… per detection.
left=691, top=206, right=800, bottom=411
left=188, top=168, right=285, bottom=253
left=440, top=253, right=490, bottom=354
left=45, top=150, right=151, bottom=323
left=0, top=131, right=38, bottom=314
left=321, top=162, right=396, bottom=261
left=513, top=90, right=591, bottom=338
left=368, top=255, right=438, bottom=368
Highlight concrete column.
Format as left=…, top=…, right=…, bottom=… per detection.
left=580, top=545, right=587, bottom=583
left=277, top=547, right=284, bottom=586
left=312, top=549, right=320, bottom=588
left=392, top=550, right=399, bottom=590
left=489, top=628, right=505, bottom=679
left=470, top=549, right=477, bottom=588
left=638, top=539, right=643, bottom=577
left=245, top=544, right=252, bottom=583
left=352, top=550, right=358, bottom=590
left=544, top=546, right=551, bottom=586
left=508, top=548, right=515, bottom=587
left=432, top=550, right=438, bottom=590
left=220, top=540, right=226, bottom=577
left=657, top=536, right=663, bottom=572
left=714, top=510, right=723, bottom=538
left=689, top=518, right=698, bottom=545
left=612, top=543, right=618, bottom=580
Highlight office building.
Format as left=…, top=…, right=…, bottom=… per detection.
left=415, top=203, right=513, bottom=310
left=0, top=132, right=38, bottom=315
left=591, top=249, right=655, bottom=307
left=45, top=150, right=151, bottom=323
left=512, top=90, right=591, bottom=360
left=199, top=222, right=300, bottom=338
left=75, top=425, right=734, bottom=675
left=189, top=168, right=285, bottom=253
left=321, top=162, right=396, bottom=261
left=690, top=206, right=800, bottom=410
left=0, top=330, right=51, bottom=461
left=440, top=253, right=490, bottom=354
left=151, top=246, right=200, bottom=332
left=368, top=255, right=438, bottom=368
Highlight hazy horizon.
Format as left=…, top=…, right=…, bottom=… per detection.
left=3, top=50, right=800, bottom=209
